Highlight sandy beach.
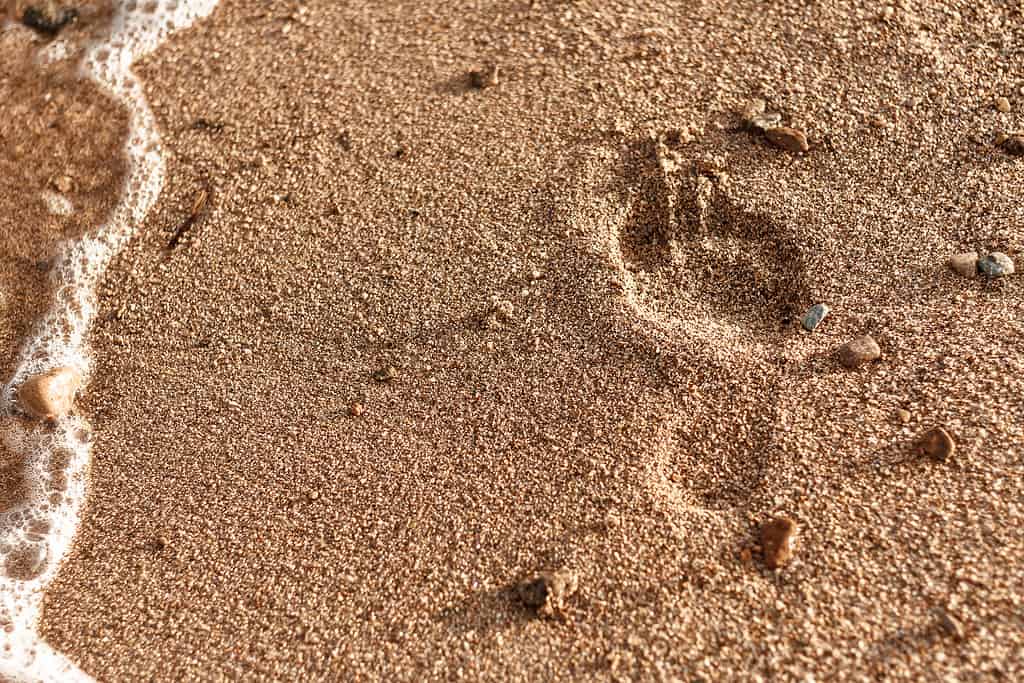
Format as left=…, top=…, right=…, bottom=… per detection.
left=2, top=0, right=1023, bottom=680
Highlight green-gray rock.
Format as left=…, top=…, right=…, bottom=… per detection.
left=978, top=252, right=1015, bottom=277
left=801, top=303, right=830, bottom=331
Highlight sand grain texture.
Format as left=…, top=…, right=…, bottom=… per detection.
left=0, top=0, right=1019, bottom=680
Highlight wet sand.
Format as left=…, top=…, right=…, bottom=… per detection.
left=1, top=0, right=1022, bottom=680
left=0, top=18, right=127, bottom=524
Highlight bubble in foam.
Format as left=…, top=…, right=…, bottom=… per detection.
left=1, top=1, right=220, bottom=681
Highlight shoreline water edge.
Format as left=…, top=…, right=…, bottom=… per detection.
left=0, top=2, right=219, bottom=680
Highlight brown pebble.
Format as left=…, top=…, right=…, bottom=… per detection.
left=482, top=299, right=516, bottom=329
left=947, top=252, right=978, bottom=278
left=896, top=408, right=911, bottom=424
left=492, top=299, right=514, bottom=322
left=52, top=174, right=75, bottom=194
left=838, top=335, right=881, bottom=369
left=761, top=516, right=796, bottom=569
left=999, top=134, right=1024, bottom=156
left=867, top=113, right=888, bottom=129
left=738, top=547, right=753, bottom=564
left=373, top=366, right=398, bottom=383
left=21, top=1, right=77, bottom=35
left=469, top=64, right=499, bottom=89
left=995, top=96, right=1011, bottom=113
left=349, top=402, right=365, bottom=416
left=17, top=367, right=82, bottom=420
left=764, top=126, right=809, bottom=153
left=918, top=426, right=955, bottom=462
left=935, top=607, right=965, bottom=641
left=517, top=568, right=579, bottom=617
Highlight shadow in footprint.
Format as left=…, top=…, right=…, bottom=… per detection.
left=614, top=137, right=810, bottom=339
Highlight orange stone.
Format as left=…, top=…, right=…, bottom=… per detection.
left=838, top=335, right=881, bottom=369
left=17, top=367, right=81, bottom=420
left=764, top=126, right=809, bottom=153
left=761, top=516, right=797, bottom=569
left=918, top=426, right=955, bottom=462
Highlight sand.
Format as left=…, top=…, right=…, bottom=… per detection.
left=1, top=0, right=1022, bottom=680
left=1, top=14, right=127, bottom=525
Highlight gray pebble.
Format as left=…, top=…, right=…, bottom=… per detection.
left=801, top=303, right=830, bottom=331
left=978, top=252, right=1015, bottom=277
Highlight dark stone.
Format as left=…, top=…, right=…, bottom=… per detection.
left=22, top=3, right=77, bottom=35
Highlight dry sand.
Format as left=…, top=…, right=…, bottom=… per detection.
left=1, top=0, right=1022, bottom=680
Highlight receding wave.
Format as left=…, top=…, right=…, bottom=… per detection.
left=1, top=2, right=219, bottom=680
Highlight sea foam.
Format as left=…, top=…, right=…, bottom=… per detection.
left=0, top=2, right=219, bottom=680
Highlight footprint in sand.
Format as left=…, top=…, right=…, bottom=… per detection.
left=572, top=134, right=812, bottom=513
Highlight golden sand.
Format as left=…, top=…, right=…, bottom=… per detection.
left=0, top=0, right=1021, bottom=680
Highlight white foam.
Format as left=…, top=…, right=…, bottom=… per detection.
left=1, top=2, right=219, bottom=680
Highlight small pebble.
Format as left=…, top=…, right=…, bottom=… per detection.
left=918, top=426, right=955, bottom=462
left=838, top=335, right=881, bottom=369
left=52, top=174, right=74, bottom=194
left=977, top=252, right=1014, bottom=277
left=17, top=367, right=81, bottom=420
left=947, top=252, right=978, bottom=278
left=469, top=64, right=499, bottom=89
left=483, top=299, right=516, bottom=329
left=867, top=113, right=888, bottom=129
left=995, top=96, right=1011, bottom=113
left=372, top=366, right=398, bottom=383
left=493, top=299, right=515, bottom=321
left=741, top=98, right=782, bottom=131
left=764, top=126, right=809, bottom=153
left=761, top=516, right=796, bottom=569
left=999, top=134, right=1024, bottom=156
left=935, top=607, right=966, bottom=641
left=21, top=2, right=77, bottom=35
left=896, top=408, right=911, bottom=423
left=801, top=303, right=830, bottom=331
left=349, top=402, right=365, bottom=416
left=517, top=569, right=579, bottom=617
